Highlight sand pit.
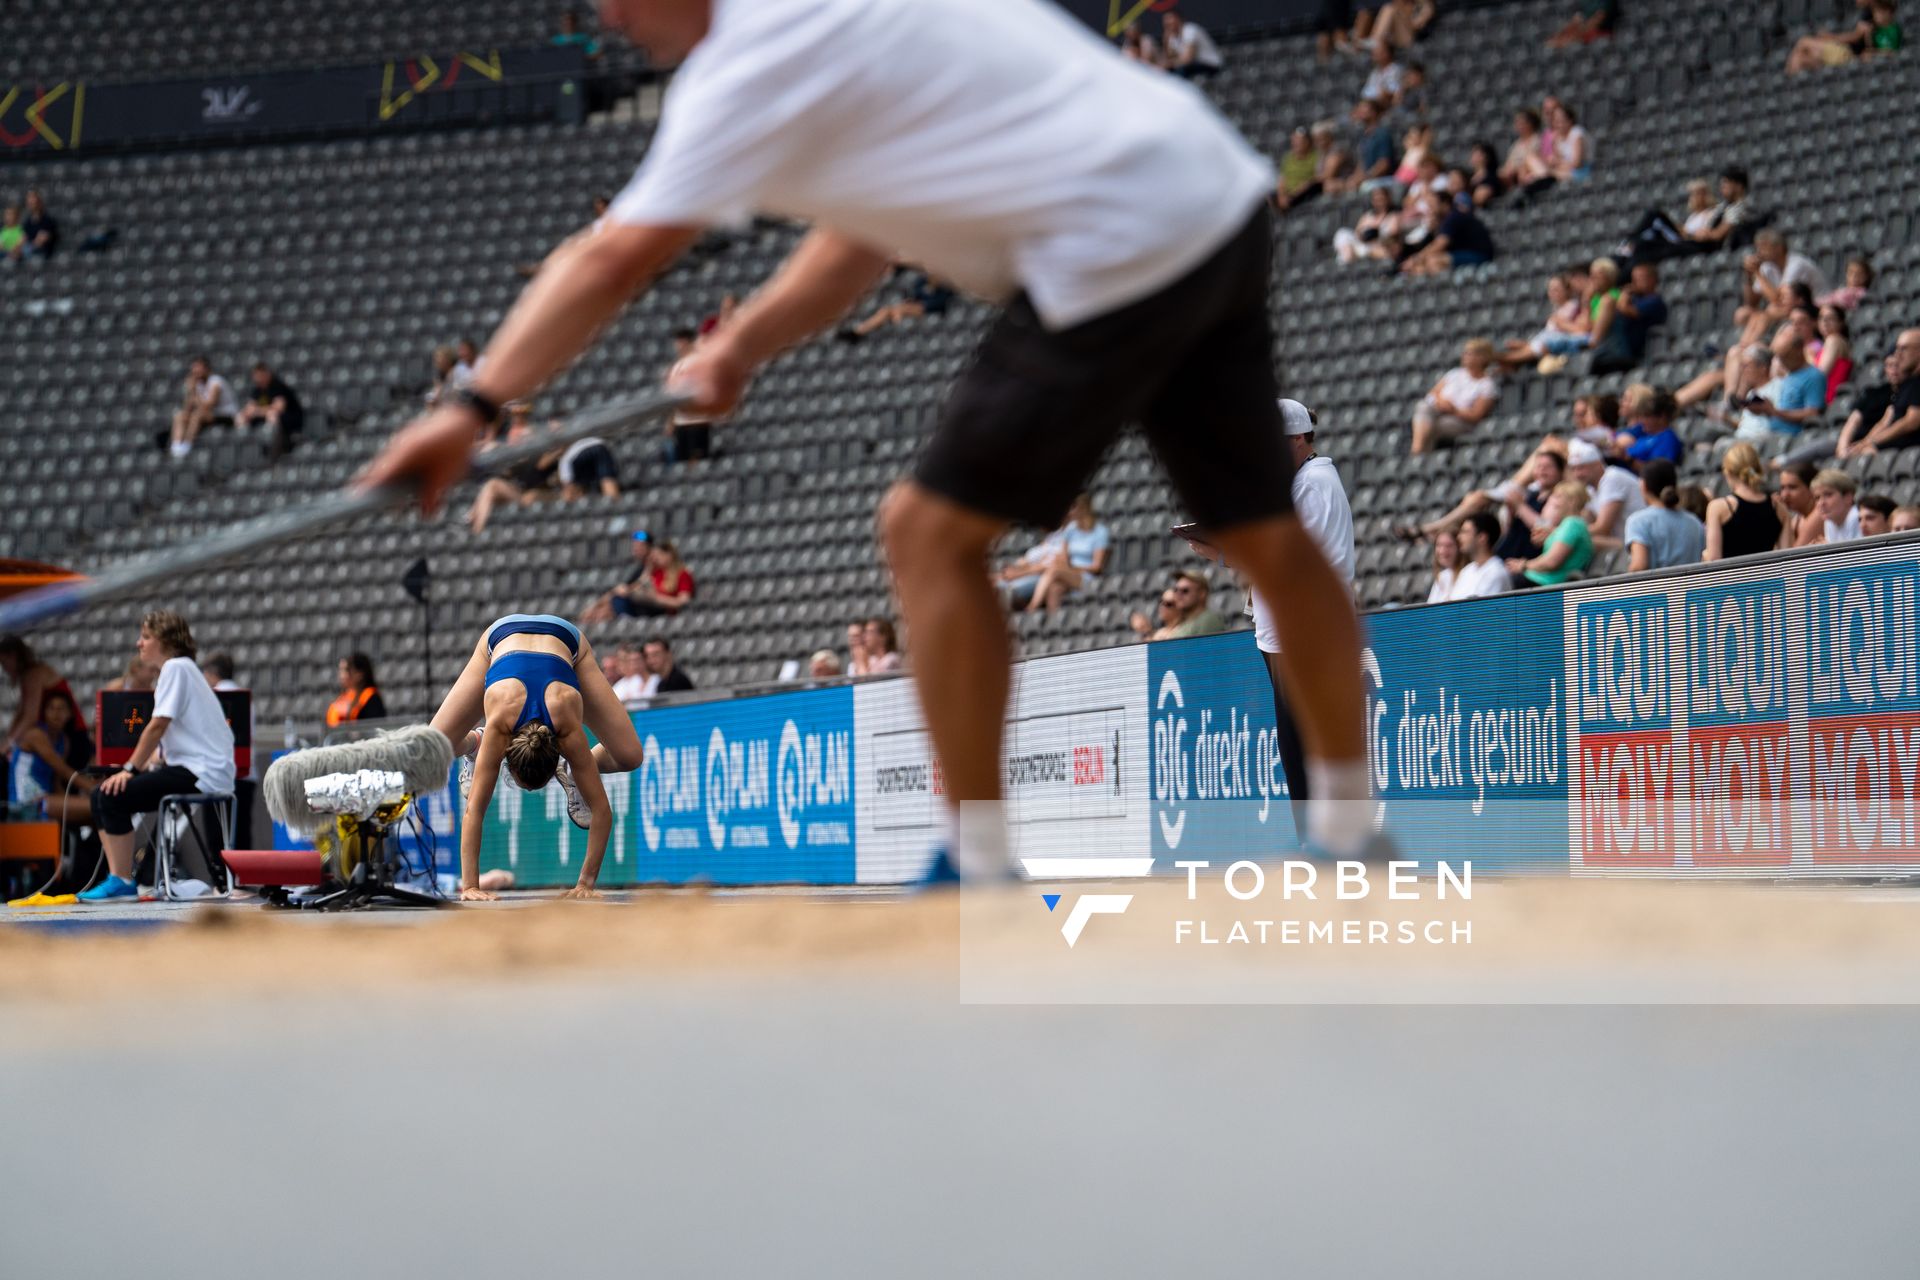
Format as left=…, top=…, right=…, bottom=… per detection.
left=6, top=877, right=1920, bottom=1010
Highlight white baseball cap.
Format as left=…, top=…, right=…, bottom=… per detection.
left=1278, top=399, right=1318, bottom=436
left=1568, top=439, right=1603, bottom=467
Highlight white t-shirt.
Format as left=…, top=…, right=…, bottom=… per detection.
left=151, top=655, right=235, bottom=796
left=1826, top=505, right=1861, bottom=544
left=1555, top=124, right=1592, bottom=169
left=1589, top=465, right=1647, bottom=531
left=610, top=0, right=1273, bottom=329
left=1427, top=567, right=1456, bottom=604
left=201, top=374, right=240, bottom=420
left=1431, top=367, right=1499, bottom=416
left=1361, top=63, right=1404, bottom=102
left=1761, top=252, right=1829, bottom=299
left=1252, top=455, right=1355, bottom=653
left=1171, top=22, right=1223, bottom=68
left=1450, top=556, right=1511, bottom=600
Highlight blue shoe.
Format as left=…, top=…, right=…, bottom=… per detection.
left=77, top=874, right=139, bottom=903
left=917, top=846, right=961, bottom=888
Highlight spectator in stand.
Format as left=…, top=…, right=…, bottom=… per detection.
left=1570, top=390, right=1622, bottom=451
left=642, top=638, right=696, bottom=694
left=610, top=643, right=649, bottom=701
left=584, top=534, right=697, bottom=622
left=1022, top=493, right=1113, bottom=614
left=1351, top=98, right=1400, bottom=190
left=18, top=189, right=58, bottom=261
left=1500, top=108, right=1555, bottom=201
left=233, top=361, right=305, bottom=456
left=1396, top=60, right=1432, bottom=118
left=200, top=653, right=238, bottom=690
left=1787, top=0, right=1903, bottom=72
left=425, top=344, right=472, bottom=408
left=1385, top=122, right=1437, bottom=202
left=839, top=267, right=956, bottom=342
left=1819, top=254, right=1875, bottom=311
left=1731, top=327, right=1828, bottom=453
left=1310, top=121, right=1358, bottom=196
left=1275, top=128, right=1323, bottom=212
left=1735, top=231, right=1828, bottom=345
left=1626, top=460, right=1706, bottom=571
left=467, top=404, right=566, bottom=532
left=1426, top=527, right=1461, bottom=603
left=1360, top=41, right=1405, bottom=103
left=1410, top=339, right=1500, bottom=453
left=11, top=686, right=96, bottom=828
left=1568, top=439, right=1645, bottom=544
left=326, top=652, right=388, bottom=727
left=1614, top=173, right=1751, bottom=266
left=0, top=203, right=23, bottom=265
left=848, top=618, right=903, bottom=675
left=1498, top=272, right=1589, bottom=371
left=1401, top=193, right=1496, bottom=276
left=1120, top=23, right=1162, bottom=65
left=1508, top=481, right=1595, bottom=587
left=1129, top=570, right=1225, bottom=641
left=1858, top=493, right=1898, bottom=536
left=1776, top=459, right=1825, bottom=548
left=1813, top=469, right=1862, bottom=542
left=1806, top=305, right=1855, bottom=404
left=1316, top=0, right=1355, bottom=60
left=1892, top=505, right=1920, bottom=532
left=552, top=8, right=604, bottom=60
left=1, top=634, right=88, bottom=752
left=101, top=653, right=160, bottom=693
left=1539, top=258, right=1619, bottom=375
left=1406, top=446, right=1567, bottom=557
left=1836, top=329, right=1920, bottom=457
left=557, top=432, right=622, bottom=501
left=1587, top=262, right=1668, bottom=376
left=1333, top=185, right=1406, bottom=265
left=165, top=355, right=240, bottom=461
left=1160, top=12, right=1224, bottom=78
left=79, top=612, right=236, bottom=902
left=1545, top=101, right=1593, bottom=182
left=807, top=650, right=843, bottom=679
left=1615, top=387, right=1684, bottom=465
left=1548, top=0, right=1619, bottom=46
left=1448, top=513, right=1513, bottom=600
left=1465, top=142, right=1505, bottom=208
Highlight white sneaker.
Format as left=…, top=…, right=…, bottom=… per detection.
left=457, top=753, right=475, bottom=804
left=553, top=759, right=591, bottom=830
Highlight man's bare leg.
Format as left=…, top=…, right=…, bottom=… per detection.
left=1213, top=514, right=1372, bottom=853
left=878, top=481, right=1013, bottom=875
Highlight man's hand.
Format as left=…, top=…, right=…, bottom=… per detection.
left=667, top=336, right=754, bottom=419
left=98, top=769, right=133, bottom=796
left=1505, top=557, right=1527, bottom=575
left=458, top=886, right=499, bottom=902
left=355, top=404, right=481, bottom=515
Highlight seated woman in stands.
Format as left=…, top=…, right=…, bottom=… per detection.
left=1804, top=304, right=1855, bottom=403
left=1497, top=272, right=1589, bottom=371
left=1020, top=493, right=1113, bottom=614
left=1333, top=185, right=1406, bottom=265
left=433, top=614, right=640, bottom=901
left=1, top=634, right=88, bottom=753
left=10, top=687, right=95, bottom=826
left=1787, top=0, right=1903, bottom=73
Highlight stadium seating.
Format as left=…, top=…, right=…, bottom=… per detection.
left=2, top=0, right=1915, bottom=724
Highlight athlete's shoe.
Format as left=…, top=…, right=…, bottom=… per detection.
left=917, top=846, right=961, bottom=888
left=76, top=874, right=139, bottom=903
left=553, top=759, right=591, bottom=830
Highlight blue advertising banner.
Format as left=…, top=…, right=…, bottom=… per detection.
left=633, top=686, right=856, bottom=884
left=1148, top=587, right=1568, bottom=873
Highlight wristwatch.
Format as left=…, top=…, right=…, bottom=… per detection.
left=446, top=385, right=503, bottom=424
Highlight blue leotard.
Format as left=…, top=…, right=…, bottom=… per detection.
left=482, top=614, right=582, bottom=730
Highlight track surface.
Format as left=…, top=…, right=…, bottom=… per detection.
left=4, top=882, right=1918, bottom=1277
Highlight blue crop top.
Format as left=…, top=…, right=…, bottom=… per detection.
left=484, top=652, right=580, bottom=730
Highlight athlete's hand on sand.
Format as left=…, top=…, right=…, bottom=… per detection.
left=355, top=405, right=480, bottom=516
left=667, top=339, right=752, bottom=418
left=559, top=884, right=603, bottom=901
left=458, top=886, right=500, bottom=902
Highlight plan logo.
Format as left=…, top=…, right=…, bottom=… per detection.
left=1024, top=855, right=1154, bottom=947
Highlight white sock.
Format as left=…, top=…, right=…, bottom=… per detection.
left=1307, top=758, right=1374, bottom=856
left=947, top=801, right=1011, bottom=880
left=170, top=441, right=191, bottom=458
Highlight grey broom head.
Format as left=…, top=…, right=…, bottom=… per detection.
left=263, top=725, right=456, bottom=827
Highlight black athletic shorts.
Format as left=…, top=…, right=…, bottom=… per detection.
left=914, top=203, right=1296, bottom=531
left=567, top=442, right=619, bottom=488
left=673, top=422, right=713, bottom=462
